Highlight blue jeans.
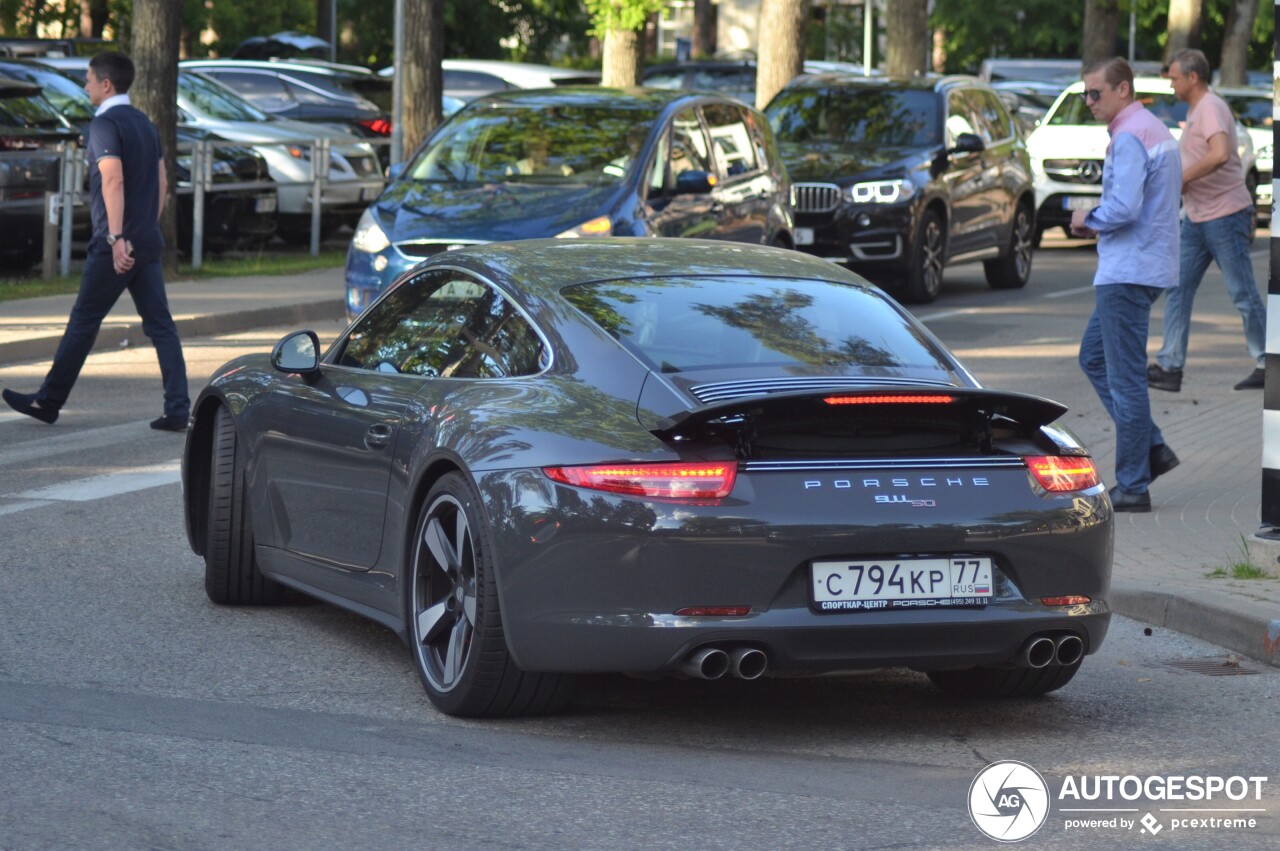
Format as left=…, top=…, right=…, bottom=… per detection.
left=1157, top=207, right=1266, bottom=371
left=1079, top=283, right=1167, bottom=494
left=37, top=250, right=189, bottom=418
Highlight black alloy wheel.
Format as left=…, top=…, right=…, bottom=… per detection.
left=901, top=208, right=945, bottom=304
left=407, top=473, right=573, bottom=717
left=984, top=204, right=1034, bottom=290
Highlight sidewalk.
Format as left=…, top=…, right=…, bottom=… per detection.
left=0, top=267, right=345, bottom=365
left=2, top=261, right=1277, bottom=668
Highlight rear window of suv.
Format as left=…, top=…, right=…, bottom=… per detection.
left=562, top=276, right=954, bottom=375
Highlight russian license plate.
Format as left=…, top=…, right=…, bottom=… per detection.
left=1063, top=196, right=1100, bottom=211
left=794, top=227, right=814, bottom=246
left=254, top=195, right=277, bottom=213
left=810, top=556, right=994, bottom=612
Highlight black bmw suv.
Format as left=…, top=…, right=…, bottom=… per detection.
left=765, top=75, right=1036, bottom=303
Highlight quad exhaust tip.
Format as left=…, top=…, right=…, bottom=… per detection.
left=681, top=647, right=730, bottom=680
left=1022, top=636, right=1056, bottom=669
left=1054, top=634, right=1084, bottom=666
left=729, top=647, right=768, bottom=680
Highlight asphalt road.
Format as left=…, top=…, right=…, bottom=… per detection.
left=1, top=241, right=1277, bottom=849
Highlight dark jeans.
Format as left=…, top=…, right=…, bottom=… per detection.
left=1078, top=283, right=1167, bottom=495
left=37, top=250, right=189, bottom=418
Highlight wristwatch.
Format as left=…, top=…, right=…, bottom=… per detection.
left=106, top=233, right=124, bottom=246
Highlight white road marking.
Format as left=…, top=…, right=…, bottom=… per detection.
left=0, top=421, right=171, bottom=467
left=1, top=461, right=180, bottom=516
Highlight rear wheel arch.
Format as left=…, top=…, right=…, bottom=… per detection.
left=185, top=396, right=226, bottom=557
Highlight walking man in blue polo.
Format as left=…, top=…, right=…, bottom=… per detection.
left=1070, top=57, right=1181, bottom=512
left=3, top=51, right=189, bottom=431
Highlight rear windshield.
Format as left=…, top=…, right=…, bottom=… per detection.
left=1220, top=93, right=1272, bottom=129
left=766, top=87, right=940, bottom=147
left=562, top=277, right=953, bottom=374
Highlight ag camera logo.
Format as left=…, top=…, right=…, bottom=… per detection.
left=969, top=760, right=1051, bottom=842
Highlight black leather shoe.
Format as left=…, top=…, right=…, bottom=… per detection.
left=1233, top=367, right=1264, bottom=390
left=3, top=388, right=58, bottom=424
left=1147, top=363, right=1182, bottom=392
left=1108, top=486, right=1151, bottom=513
left=1149, top=444, right=1179, bottom=482
left=150, top=414, right=189, bottom=432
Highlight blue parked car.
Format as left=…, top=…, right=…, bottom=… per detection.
left=345, top=87, right=793, bottom=316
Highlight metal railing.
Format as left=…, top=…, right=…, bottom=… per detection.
left=19, top=134, right=389, bottom=278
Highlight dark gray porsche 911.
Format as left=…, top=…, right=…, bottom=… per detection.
left=182, top=239, right=1112, bottom=717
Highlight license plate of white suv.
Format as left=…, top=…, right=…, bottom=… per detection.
left=811, top=557, right=993, bottom=611
left=1063, top=196, right=1100, bottom=211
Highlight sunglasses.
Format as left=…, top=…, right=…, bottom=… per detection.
left=1079, top=88, right=1108, bottom=103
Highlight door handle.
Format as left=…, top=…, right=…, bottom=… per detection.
left=365, top=423, right=392, bottom=449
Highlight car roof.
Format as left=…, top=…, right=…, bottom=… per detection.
left=427, top=238, right=869, bottom=296
left=377, top=59, right=601, bottom=87
left=468, top=86, right=736, bottom=111
left=182, top=58, right=375, bottom=79
left=779, top=73, right=983, bottom=93
left=1214, top=85, right=1270, bottom=97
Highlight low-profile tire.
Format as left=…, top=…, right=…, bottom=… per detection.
left=204, top=406, right=284, bottom=605
left=984, top=204, right=1034, bottom=290
left=900, top=208, right=945, bottom=304
left=407, top=472, right=574, bottom=717
left=926, top=660, right=1081, bottom=698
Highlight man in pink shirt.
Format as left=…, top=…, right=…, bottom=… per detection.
left=1147, top=48, right=1266, bottom=393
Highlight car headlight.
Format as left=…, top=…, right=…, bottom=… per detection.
left=845, top=179, right=915, bottom=204
left=352, top=208, right=391, bottom=253
left=210, top=160, right=234, bottom=177
left=555, top=216, right=612, bottom=238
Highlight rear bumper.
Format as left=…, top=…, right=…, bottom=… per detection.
left=477, top=466, right=1114, bottom=674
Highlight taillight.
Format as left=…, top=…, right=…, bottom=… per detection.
left=1026, top=456, right=1100, bottom=492
left=824, top=394, right=956, bottom=405
left=543, top=462, right=737, bottom=499
left=358, top=118, right=393, bottom=136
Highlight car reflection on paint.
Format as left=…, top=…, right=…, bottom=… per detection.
left=184, top=238, right=1113, bottom=717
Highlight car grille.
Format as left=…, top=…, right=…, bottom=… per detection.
left=792, top=183, right=842, bottom=214
left=394, top=240, right=487, bottom=259
left=1043, top=159, right=1104, bottom=184
left=689, top=377, right=953, bottom=404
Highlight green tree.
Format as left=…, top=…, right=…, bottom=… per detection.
left=931, top=0, right=1086, bottom=73
left=587, top=0, right=665, bottom=87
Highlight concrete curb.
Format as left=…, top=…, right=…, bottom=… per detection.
left=1110, top=582, right=1280, bottom=668
left=0, top=299, right=345, bottom=365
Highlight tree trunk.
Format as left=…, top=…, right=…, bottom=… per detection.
left=601, top=27, right=642, bottom=87
left=130, top=0, right=181, bottom=275
left=755, top=0, right=808, bottom=110
left=1219, top=0, right=1260, bottom=86
left=692, top=0, right=715, bottom=59
left=401, top=0, right=444, bottom=160
left=316, top=0, right=335, bottom=60
left=90, top=0, right=110, bottom=38
left=1082, top=0, right=1121, bottom=68
left=29, top=0, right=44, bottom=37
left=1164, top=0, right=1204, bottom=61
left=885, top=0, right=929, bottom=77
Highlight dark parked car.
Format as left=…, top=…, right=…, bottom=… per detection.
left=0, top=76, right=79, bottom=267
left=184, top=239, right=1112, bottom=717
left=765, top=74, right=1037, bottom=303
left=0, top=59, right=277, bottom=253
left=345, top=88, right=793, bottom=317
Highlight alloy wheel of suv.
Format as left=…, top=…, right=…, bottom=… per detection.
left=901, top=209, right=945, bottom=304
left=984, top=204, right=1034, bottom=290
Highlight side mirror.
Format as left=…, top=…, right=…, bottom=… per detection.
left=387, top=161, right=406, bottom=181
left=674, top=169, right=718, bottom=195
left=271, top=330, right=321, bottom=376
left=949, top=132, right=985, bottom=155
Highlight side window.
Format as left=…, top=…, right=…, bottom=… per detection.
left=703, top=103, right=759, bottom=179
left=283, top=79, right=334, bottom=106
left=945, top=90, right=979, bottom=147
left=667, top=107, right=713, bottom=189
left=647, top=129, right=669, bottom=197
left=338, top=271, right=546, bottom=378
left=644, top=70, right=687, bottom=90
left=210, top=72, right=294, bottom=111
left=972, top=89, right=1012, bottom=141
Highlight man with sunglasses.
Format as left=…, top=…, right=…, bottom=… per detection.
left=1147, top=48, right=1266, bottom=394
left=1070, top=57, right=1182, bottom=513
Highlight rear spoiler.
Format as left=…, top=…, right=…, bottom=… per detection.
left=651, top=386, right=1068, bottom=440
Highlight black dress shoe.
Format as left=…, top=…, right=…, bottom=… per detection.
left=1108, top=486, right=1151, bottom=513
left=1147, top=363, right=1182, bottom=392
left=150, top=414, right=189, bottom=432
left=1149, top=444, right=1179, bottom=482
left=1233, top=367, right=1264, bottom=390
left=3, top=388, right=58, bottom=424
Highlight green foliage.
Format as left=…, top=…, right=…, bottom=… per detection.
left=584, top=0, right=666, bottom=36
left=183, top=0, right=315, bottom=58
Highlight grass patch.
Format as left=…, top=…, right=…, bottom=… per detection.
left=1205, top=536, right=1277, bottom=580
left=0, top=250, right=345, bottom=303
